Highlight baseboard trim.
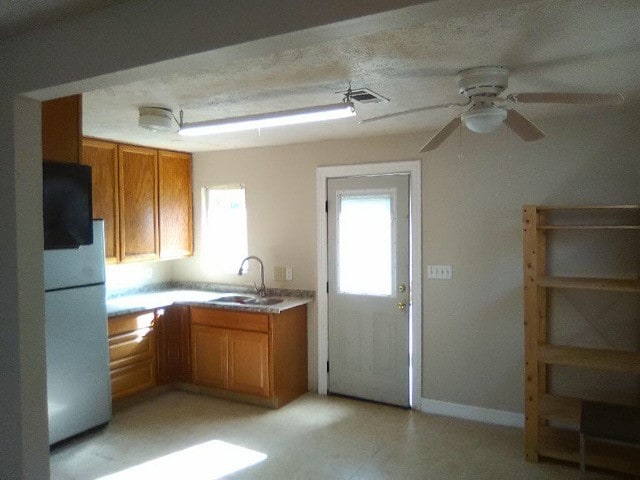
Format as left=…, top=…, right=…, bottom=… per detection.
left=420, top=398, right=524, bottom=428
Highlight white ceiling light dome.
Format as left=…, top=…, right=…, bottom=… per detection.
left=138, top=107, right=175, bottom=132
left=460, top=105, right=507, bottom=133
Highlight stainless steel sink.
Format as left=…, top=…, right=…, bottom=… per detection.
left=243, top=297, right=284, bottom=305
left=209, top=295, right=254, bottom=304
left=208, top=295, right=284, bottom=306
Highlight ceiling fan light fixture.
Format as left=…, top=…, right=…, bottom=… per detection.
left=138, top=107, right=175, bottom=132
left=179, top=102, right=356, bottom=136
left=461, top=105, right=507, bottom=133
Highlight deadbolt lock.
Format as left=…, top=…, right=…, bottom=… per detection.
left=398, top=284, right=406, bottom=292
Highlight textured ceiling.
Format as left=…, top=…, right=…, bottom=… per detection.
left=33, top=0, right=640, bottom=152
left=0, top=0, right=126, bottom=38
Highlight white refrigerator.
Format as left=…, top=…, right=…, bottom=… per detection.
left=44, top=219, right=111, bottom=445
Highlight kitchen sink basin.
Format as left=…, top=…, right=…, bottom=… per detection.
left=243, top=297, right=284, bottom=305
left=209, top=295, right=254, bottom=304
left=209, top=295, right=284, bottom=306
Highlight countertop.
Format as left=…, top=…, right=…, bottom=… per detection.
left=106, top=287, right=314, bottom=317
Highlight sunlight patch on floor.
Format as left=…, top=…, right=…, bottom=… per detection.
left=97, top=440, right=267, bottom=479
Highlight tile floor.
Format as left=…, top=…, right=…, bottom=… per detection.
left=50, top=391, right=623, bottom=479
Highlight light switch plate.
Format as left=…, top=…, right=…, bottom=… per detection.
left=427, top=265, right=452, bottom=280
left=285, top=267, right=293, bottom=281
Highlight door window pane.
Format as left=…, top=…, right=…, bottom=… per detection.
left=337, top=191, right=394, bottom=296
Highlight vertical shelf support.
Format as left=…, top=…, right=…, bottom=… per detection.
left=523, top=206, right=548, bottom=461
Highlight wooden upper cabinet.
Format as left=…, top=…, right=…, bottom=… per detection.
left=80, top=137, right=192, bottom=263
left=82, top=138, right=120, bottom=263
left=158, top=150, right=193, bottom=259
left=42, top=94, right=82, bottom=163
left=118, top=144, right=159, bottom=262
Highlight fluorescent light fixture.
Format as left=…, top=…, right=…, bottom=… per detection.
left=179, top=102, right=356, bottom=136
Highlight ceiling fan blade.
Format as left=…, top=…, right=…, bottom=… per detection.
left=360, top=101, right=469, bottom=124
left=419, top=116, right=461, bottom=153
left=504, top=109, right=545, bottom=142
left=507, top=92, right=624, bottom=105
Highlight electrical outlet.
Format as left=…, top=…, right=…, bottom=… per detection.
left=427, top=265, right=453, bottom=280
left=273, top=266, right=286, bottom=282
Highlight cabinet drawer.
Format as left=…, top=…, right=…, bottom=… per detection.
left=110, top=360, right=156, bottom=401
left=190, top=307, right=268, bottom=333
left=109, top=328, right=156, bottom=369
left=108, top=310, right=155, bottom=336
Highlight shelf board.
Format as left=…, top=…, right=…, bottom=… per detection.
left=538, top=225, right=640, bottom=230
left=535, top=205, right=640, bottom=211
left=538, top=426, right=640, bottom=475
left=539, top=394, right=581, bottom=426
left=537, top=276, right=640, bottom=292
left=538, top=345, right=640, bottom=373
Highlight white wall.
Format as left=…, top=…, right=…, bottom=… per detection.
left=174, top=107, right=640, bottom=412
left=0, top=1, right=426, bottom=477
left=421, top=108, right=639, bottom=411
left=106, top=261, right=174, bottom=295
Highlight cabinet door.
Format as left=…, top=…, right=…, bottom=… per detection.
left=158, top=150, right=193, bottom=259
left=156, top=305, right=191, bottom=384
left=191, top=324, right=228, bottom=389
left=228, top=330, right=270, bottom=397
left=82, top=138, right=119, bottom=263
left=118, top=144, right=159, bottom=262
left=42, top=94, right=82, bottom=163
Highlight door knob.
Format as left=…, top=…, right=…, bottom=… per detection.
left=397, top=301, right=407, bottom=311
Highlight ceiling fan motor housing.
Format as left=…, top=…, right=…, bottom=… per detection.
left=456, top=65, right=508, bottom=98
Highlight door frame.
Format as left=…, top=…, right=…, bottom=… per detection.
left=316, top=160, right=422, bottom=408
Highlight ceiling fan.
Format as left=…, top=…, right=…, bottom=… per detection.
left=361, top=65, right=624, bottom=152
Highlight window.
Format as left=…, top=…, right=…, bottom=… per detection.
left=336, top=190, right=395, bottom=296
left=203, top=185, right=248, bottom=273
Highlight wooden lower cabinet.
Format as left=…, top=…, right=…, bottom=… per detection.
left=156, top=305, right=191, bottom=384
left=190, top=306, right=307, bottom=406
left=108, top=304, right=307, bottom=407
left=108, top=310, right=157, bottom=401
left=190, top=308, right=270, bottom=397
left=228, top=329, right=270, bottom=397
left=191, top=324, right=229, bottom=389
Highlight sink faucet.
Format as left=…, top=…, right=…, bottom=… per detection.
left=238, top=256, right=267, bottom=297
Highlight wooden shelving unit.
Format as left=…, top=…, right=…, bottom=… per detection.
left=523, top=204, right=640, bottom=475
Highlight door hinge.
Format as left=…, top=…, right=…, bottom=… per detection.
left=327, top=361, right=330, bottom=373
left=325, top=200, right=328, bottom=213
left=326, top=281, right=329, bottom=293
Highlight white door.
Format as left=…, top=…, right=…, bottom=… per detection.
left=327, top=174, right=410, bottom=407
